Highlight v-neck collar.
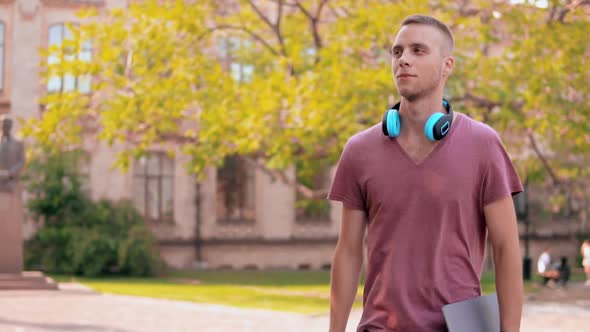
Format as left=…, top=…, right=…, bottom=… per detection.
left=391, top=113, right=463, bottom=167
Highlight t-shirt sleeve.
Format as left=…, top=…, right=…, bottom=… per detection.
left=326, top=139, right=365, bottom=211
left=481, top=131, right=524, bottom=206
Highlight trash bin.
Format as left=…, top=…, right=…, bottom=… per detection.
left=523, top=257, right=531, bottom=280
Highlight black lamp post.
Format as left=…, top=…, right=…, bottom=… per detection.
left=514, top=182, right=530, bottom=280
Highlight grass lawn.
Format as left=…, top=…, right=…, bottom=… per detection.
left=50, top=269, right=558, bottom=315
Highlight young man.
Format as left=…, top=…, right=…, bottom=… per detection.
left=327, top=15, right=524, bottom=332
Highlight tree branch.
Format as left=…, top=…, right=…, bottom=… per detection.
left=451, top=92, right=500, bottom=109
left=246, top=0, right=276, bottom=31
left=240, top=155, right=328, bottom=199
left=212, top=24, right=281, bottom=56
left=294, top=0, right=327, bottom=62
left=327, top=3, right=349, bottom=18
left=274, top=0, right=289, bottom=58
left=527, top=130, right=561, bottom=187
left=245, top=0, right=289, bottom=71
left=276, top=0, right=283, bottom=28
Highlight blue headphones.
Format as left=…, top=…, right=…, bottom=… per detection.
left=381, top=99, right=454, bottom=141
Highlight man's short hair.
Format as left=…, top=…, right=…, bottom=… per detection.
left=400, top=14, right=454, bottom=55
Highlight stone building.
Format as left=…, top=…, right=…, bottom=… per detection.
left=2, top=0, right=584, bottom=273
left=2, top=0, right=342, bottom=271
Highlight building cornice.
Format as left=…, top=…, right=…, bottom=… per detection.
left=159, top=237, right=339, bottom=246
left=40, top=0, right=105, bottom=8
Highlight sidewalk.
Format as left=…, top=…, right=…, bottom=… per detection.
left=0, top=282, right=587, bottom=332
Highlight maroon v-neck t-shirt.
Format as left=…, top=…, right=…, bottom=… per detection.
left=327, top=113, right=523, bottom=331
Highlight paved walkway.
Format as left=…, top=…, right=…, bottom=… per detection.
left=0, top=282, right=588, bottom=332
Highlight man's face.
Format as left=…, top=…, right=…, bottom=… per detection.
left=391, top=24, right=453, bottom=101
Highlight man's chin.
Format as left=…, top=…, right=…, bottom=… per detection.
left=398, top=90, right=419, bottom=101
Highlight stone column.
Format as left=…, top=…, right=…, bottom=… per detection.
left=0, top=185, right=23, bottom=273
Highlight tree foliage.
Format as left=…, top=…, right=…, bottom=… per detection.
left=21, top=0, right=590, bottom=224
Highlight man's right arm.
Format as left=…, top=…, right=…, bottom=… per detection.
left=329, top=206, right=367, bottom=332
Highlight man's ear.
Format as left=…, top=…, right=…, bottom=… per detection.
left=442, top=56, right=455, bottom=78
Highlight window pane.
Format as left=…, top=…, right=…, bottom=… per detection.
left=243, top=64, right=254, bottom=82
left=147, top=179, right=159, bottom=220
left=64, top=25, right=73, bottom=40
left=217, top=39, right=229, bottom=59
left=49, top=25, right=63, bottom=46
left=134, top=156, right=148, bottom=176
left=63, top=74, right=75, bottom=92
left=47, top=53, right=60, bottom=65
left=0, top=45, right=3, bottom=91
left=162, top=155, right=174, bottom=176
left=0, top=23, right=3, bottom=91
left=64, top=51, right=75, bottom=62
left=79, top=49, right=92, bottom=62
left=133, top=177, right=146, bottom=217
left=216, top=188, right=228, bottom=219
left=147, top=155, right=159, bottom=175
left=245, top=167, right=255, bottom=210
left=162, top=176, right=174, bottom=221
left=216, top=156, right=256, bottom=221
left=78, top=75, right=91, bottom=94
left=229, top=36, right=240, bottom=52
left=82, top=40, right=92, bottom=52
left=47, top=76, right=62, bottom=93
left=230, top=63, right=242, bottom=82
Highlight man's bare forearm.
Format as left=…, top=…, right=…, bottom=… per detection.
left=329, top=248, right=363, bottom=332
left=494, top=244, right=523, bottom=332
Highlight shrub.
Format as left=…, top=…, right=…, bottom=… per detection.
left=24, top=150, right=160, bottom=277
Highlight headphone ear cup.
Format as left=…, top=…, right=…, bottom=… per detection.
left=424, top=113, right=445, bottom=142
left=424, top=113, right=453, bottom=141
left=382, top=109, right=401, bottom=138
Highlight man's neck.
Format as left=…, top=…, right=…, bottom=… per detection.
left=1, top=135, right=10, bottom=142
left=398, top=94, right=445, bottom=142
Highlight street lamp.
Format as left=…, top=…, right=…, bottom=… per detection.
left=513, top=183, right=530, bottom=280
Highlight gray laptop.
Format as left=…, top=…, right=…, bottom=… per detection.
left=442, top=293, right=500, bottom=332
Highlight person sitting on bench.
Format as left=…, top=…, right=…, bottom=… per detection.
left=537, top=247, right=560, bottom=286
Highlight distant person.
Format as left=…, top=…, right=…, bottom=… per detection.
left=581, top=240, right=590, bottom=286
left=537, top=247, right=559, bottom=286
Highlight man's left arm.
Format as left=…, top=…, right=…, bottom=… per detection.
left=484, top=196, right=523, bottom=332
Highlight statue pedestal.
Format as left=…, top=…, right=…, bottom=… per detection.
left=0, top=189, right=24, bottom=274
left=0, top=188, right=58, bottom=290
left=0, top=271, right=58, bottom=290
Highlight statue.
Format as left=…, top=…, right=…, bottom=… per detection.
left=0, top=116, right=57, bottom=288
left=0, top=117, right=25, bottom=273
left=0, top=118, right=25, bottom=192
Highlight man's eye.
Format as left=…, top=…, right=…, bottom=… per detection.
left=414, top=48, right=424, bottom=54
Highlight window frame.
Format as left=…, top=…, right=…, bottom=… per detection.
left=133, top=152, right=175, bottom=223
left=215, top=155, right=256, bottom=223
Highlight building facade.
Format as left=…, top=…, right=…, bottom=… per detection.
left=4, top=0, right=582, bottom=273
left=2, top=0, right=342, bottom=271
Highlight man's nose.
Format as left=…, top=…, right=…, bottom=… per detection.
left=398, top=55, right=410, bottom=67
